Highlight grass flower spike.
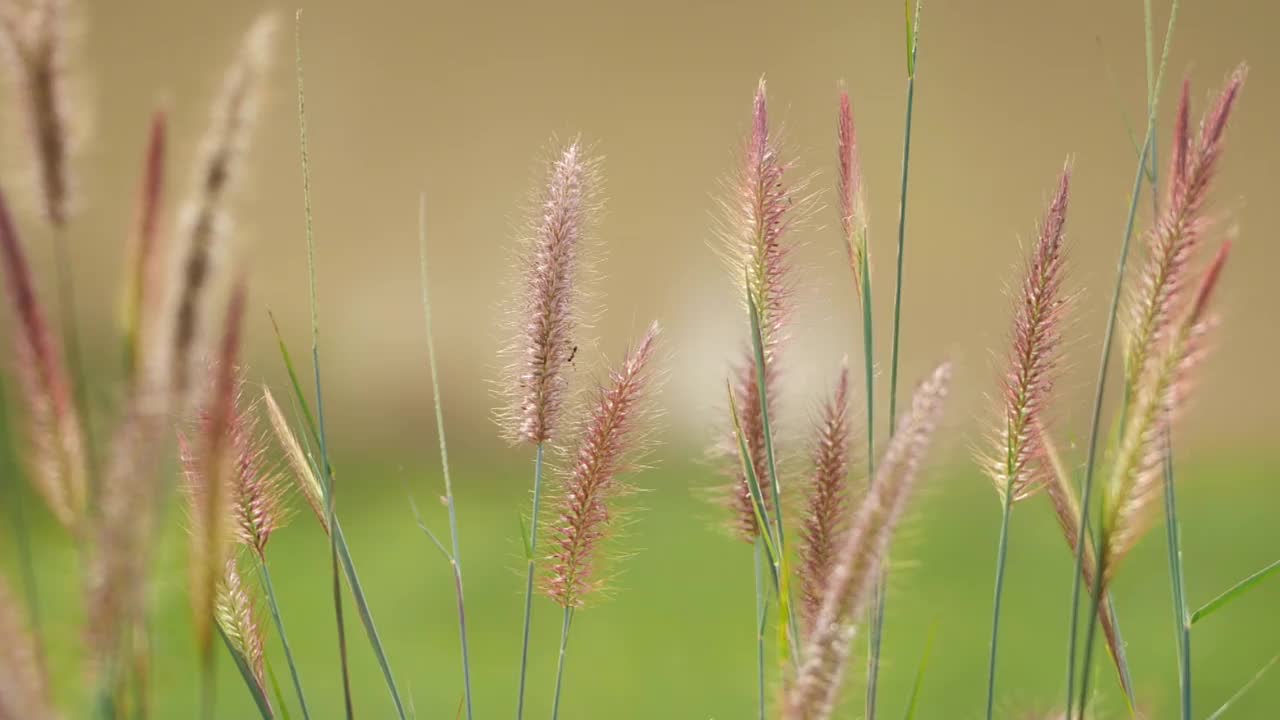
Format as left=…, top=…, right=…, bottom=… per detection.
left=214, top=557, right=269, bottom=705
left=501, top=140, right=601, bottom=446
left=798, top=364, right=854, bottom=626
left=786, top=362, right=951, bottom=720
left=717, top=77, right=805, bottom=542
left=0, top=183, right=86, bottom=532
left=837, top=90, right=869, bottom=302
left=263, top=385, right=327, bottom=532
left=542, top=322, right=661, bottom=609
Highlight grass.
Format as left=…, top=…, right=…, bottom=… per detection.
left=3, top=455, right=1276, bottom=718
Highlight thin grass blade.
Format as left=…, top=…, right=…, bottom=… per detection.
left=1205, top=655, right=1280, bottom=720
left=218, top=623, right=274, bottom=720
left=1191, top=559, right=1280, bottom=625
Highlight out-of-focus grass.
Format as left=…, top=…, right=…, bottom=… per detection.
left=3, top=454, right=1276, bottom=718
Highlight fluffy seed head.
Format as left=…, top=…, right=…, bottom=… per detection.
left=121, top=110, right=168, bottom=383
left=163, top=13, right=275, bottom=413
left=1123, top=67, right=1244, bottom=398
left=798, top=364, right=855, bottom=626
left=263, top=385, right=328, bottom=533
left=0, top=182, right=86, bottom=532
left=500, top=140, right=601, bottom=445
left=982, top=166, right=1071, bottom=503
left=836, top=89, right=869, bottom=299
left=0, top=0, right=76, bottom=226
left=1103, top=242, right=1229, bottom=584
left=0, top=576, right=59, bottom=720
left=714, top=77, right=807, bottom=542
left=786, top=362, right=951, bottom=720
left=541, top=322, right=661, bottom=609
left=214, top=556, right=268, bottom=697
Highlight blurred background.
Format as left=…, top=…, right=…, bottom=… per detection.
left=1, top=0, right=1277, bottom=717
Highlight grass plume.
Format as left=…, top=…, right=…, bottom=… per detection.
left=797, top=364, right=854, bottom=627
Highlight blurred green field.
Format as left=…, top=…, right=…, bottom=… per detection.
left=3, top=452, right=1277, bottom=719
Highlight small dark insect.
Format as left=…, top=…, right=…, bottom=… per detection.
left=568, top=345, right=578, bottom=365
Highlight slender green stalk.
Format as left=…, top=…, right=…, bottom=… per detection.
left=1163, top=448, right=1191, bottom=719
left=265, top=657, right=293, bottom=720
left=984, top=484, right=1016, bottom=719
left=754, top=539, right=767, bottom=720
left=418, top=194, right=473, bottom=720
left=259, top=560, right=311, bottom=720
left=902, top=624, right=936, bottom=720
left=0, top=376, right=42, bottom=640
left=294, top=14, right=357, bottom=719
left=217, top=624, right=273, bottom=720
left=860, top=261, right=875, bottom=487
left=874, top=4, right=921, bottom=715
left=1065, top=5, right=1179, bottom=715
left=49, top=225, right=97, bottom=491
left=550, top=606, right=574, bottom=720
left=1205, top=655, right=1279, bottom=720
left=516, top=442, right=545, bottom=720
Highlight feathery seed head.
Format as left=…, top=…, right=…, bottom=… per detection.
left=262, top=385, right=328, bottom=533
left=837, top=89, right=869, bottom=298
left=787, top=362, right=951, bottom=719
left=798, top=363, right=855, bottom=626
left=714, top=77, right=807, bottom=542
left=501, top=139, right=602, bottom=446
left=983, top=166, right=1071, bottom=503
left=1104, top=242, right=1229, bottom=584
left=214, top=556, right=268, bottom=696
left=1, top=0, right=76, bottom=227
left=164, top=13, right=275, bottom=413
left=0, top=182, right=86, bottom=532
left=1123, top=67, right=1244, bottom=397
left=541, top=322, right=661, bottom=609
left=0, top=577, right=59, bottom=720
left=121, top=110, right=168, bottom=383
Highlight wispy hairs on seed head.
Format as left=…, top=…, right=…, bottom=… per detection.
left=0, top=182, right=86, bottom=532
left=1122, top=66, right=1244, bottom=399
left=798, top=362, right=855, bottom=626
left=499, top=138, right=603, bottom=446
left=263, top=385, right=328, bottom=533
left=981, top=165, right=1071, bottom=504
left=163, top=13, right=275, bottom=413
left=836, top=88, right=869, bottom=300
left=214, top=556, right=268, bottom=698
left=713, top=77, right=810, bottom=542
left=542, top=322, right=662, bottom=609
left=1103, top=242, right=1229, bottom=584
left=0, top=0, right=79, bottom=227
left=786, top=362, right=951, bottom=720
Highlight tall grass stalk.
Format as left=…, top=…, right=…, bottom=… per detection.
left=872, top=3, right=921, bottom=714
left=754, top=539, right=767, bottom=720
left=418, top=193, right=473, bottom=720
left=294, top=13, right=355, bottom=718
left=217, top=623, right=272, bottom=720
left=258, top=560, right=311, bottom=720
left=550, top=606, right=574, bottom=720
left=985, top=484, right=1015, bottom=720
left=516, top=442, right=545, bottom=720
left=1065, top=4, right=1179, bottom=715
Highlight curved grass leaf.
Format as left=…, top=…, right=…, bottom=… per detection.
left=1191, top=559, right=1280, bottom=625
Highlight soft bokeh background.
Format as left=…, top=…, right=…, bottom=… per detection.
left=2, top=0, right=1278, bottom=717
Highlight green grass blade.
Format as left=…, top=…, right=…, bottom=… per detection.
left=753, top=540, right=768, bottom=720
left=217, top=624, right=274, bottom=720
left=727, top=381, right=780, bottom=589
left=549, top=607, right=574, bottom=720
left=1205, top=655, right=1280, bottom=720
left=259, top=560, right=311, bottom=720
left=267, top=312, right=320, bottom=447
left=333, top=519, right=407, bottom=717
left=903, top=623, right=936, bottom=720
left=265, top=657, right=294, bottom=720
left=1191, top=559, right=1280, bottom=625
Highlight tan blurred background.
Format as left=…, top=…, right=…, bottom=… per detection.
left=11, top=0, right=1278, bottom=453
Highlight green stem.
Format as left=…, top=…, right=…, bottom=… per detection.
left=1163, top=440, right=1191, bottom=719
left=550, top=606, right=574, bottom=720
left=1067, top=5, right=1179, bottom=715
left=49, top=225, right=98, bottom=493
left=985, top=487, right=1015, bottom=719
left=754, top=540, right=767, bottom=720
left=874, top=5, right=921, bottom=715
left=259, top=560, right=312, bottom=720
left=516, top=443, right=545, bottom=720
left=0, top=375, right=42, bottom=641
left=419, top=194, right=473, bottom=720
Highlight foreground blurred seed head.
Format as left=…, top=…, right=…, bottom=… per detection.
left=786, top=362, right=951, bottom=720
left=0, top=182, right=86, bottom=532
left=542, top=322, right=662, bottom=609
left=500, top=139, right=602, bottom=446
left=0, top=577, right=59, bottom=720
